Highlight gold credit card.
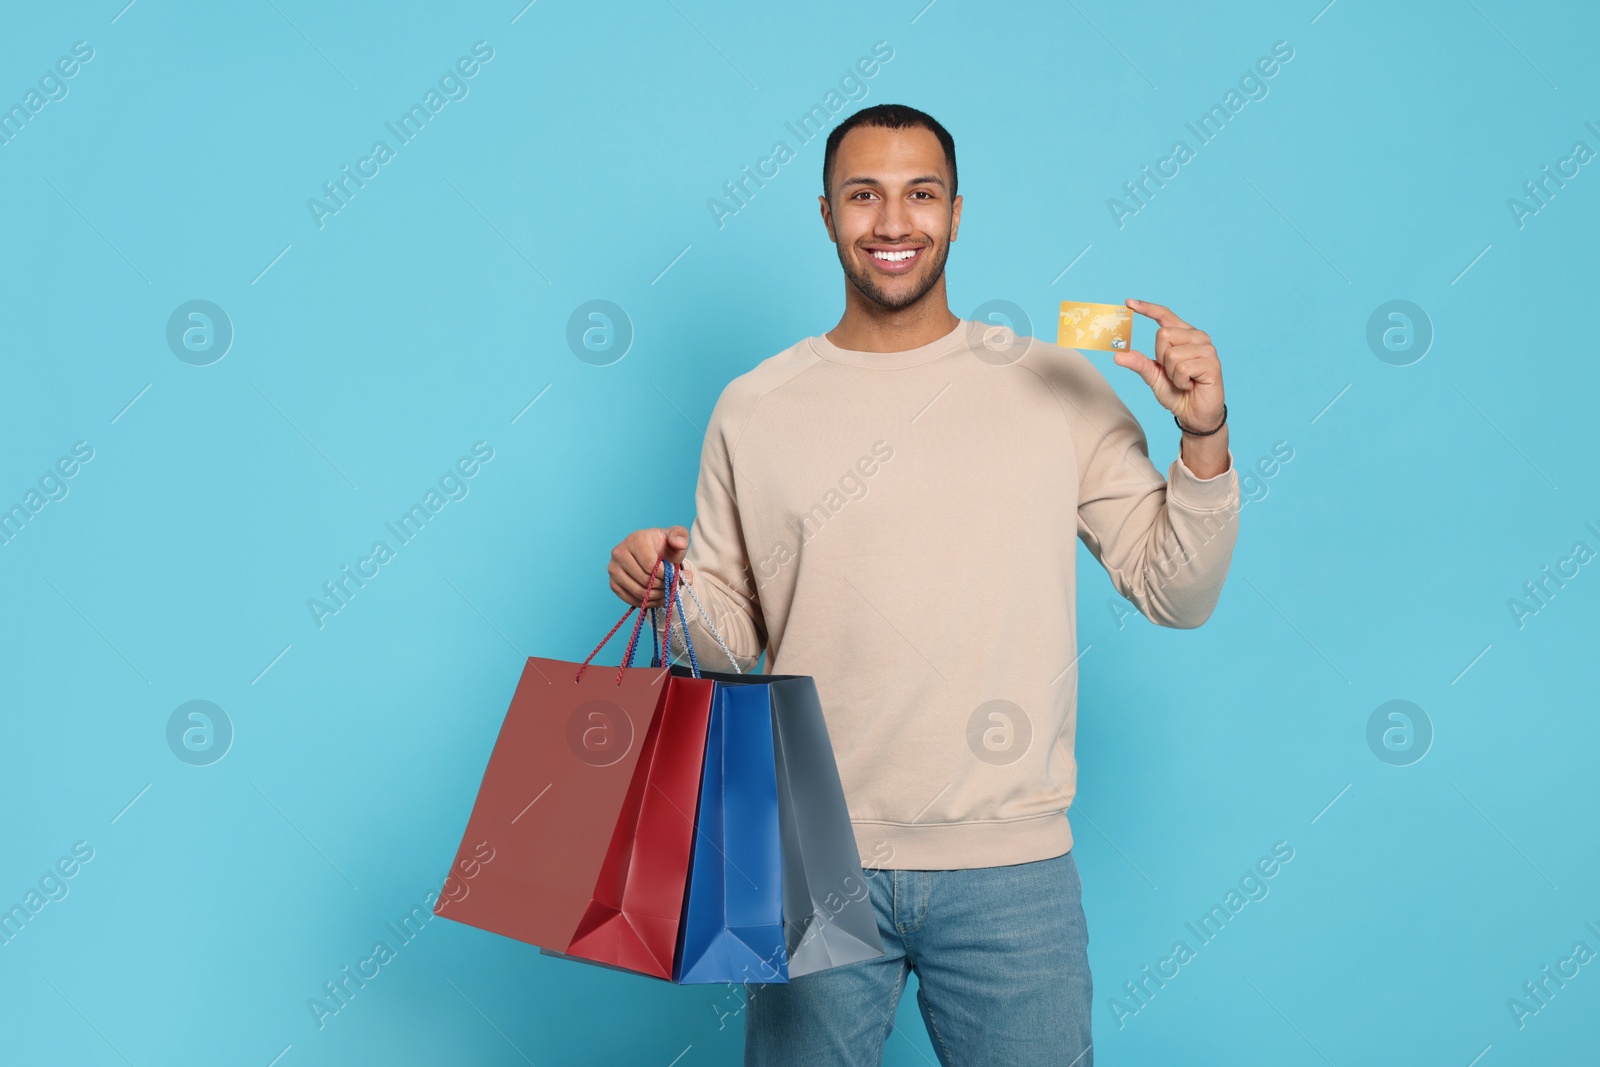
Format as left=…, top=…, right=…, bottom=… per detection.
left=1057, top=301, right=1132, bottom=351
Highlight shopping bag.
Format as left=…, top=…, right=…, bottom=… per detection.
left=563, top=566, right=716, bottom=978
left=433, top=558, right=698, bottom=956
left=652, top=562, right=789, bottom=984
left=552, top=560, right=788, bottom=985
left=684, top=665, right=885, bottom=978
left=674, top=677, right=788, bottom=984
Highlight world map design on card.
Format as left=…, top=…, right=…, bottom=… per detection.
left=1057, top=301, right=1132, bottom=351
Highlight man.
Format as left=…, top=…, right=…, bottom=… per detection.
left=607, top=103, right=1238, bottom=1067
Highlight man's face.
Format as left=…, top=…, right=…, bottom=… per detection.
left=821, top=125, right=961, bottom=312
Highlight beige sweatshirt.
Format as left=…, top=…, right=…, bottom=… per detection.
left=667, top=318, right=1240, bottom=870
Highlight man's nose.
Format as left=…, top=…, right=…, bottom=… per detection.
left=873, top=199, right=912, bottom=238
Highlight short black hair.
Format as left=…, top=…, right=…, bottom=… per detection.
left=822, top=104, right=958, bottom=205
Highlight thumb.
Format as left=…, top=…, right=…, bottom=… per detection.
left=1113, top=349, right=1169, bottom=398
left=661, top=525, right=690, bottom=564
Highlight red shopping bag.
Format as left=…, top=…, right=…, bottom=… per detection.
left=565, top=568, right=715, bottom=978
left=433, top=559, right=706, bottom=960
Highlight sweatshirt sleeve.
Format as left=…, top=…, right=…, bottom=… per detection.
left=666, top=384, right=768, bottom=673
left=1063, top=356, right=1240, bottom=629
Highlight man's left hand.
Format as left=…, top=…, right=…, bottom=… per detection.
left=1111, top=298, right=1230, bottom=479
left=1112, top=299, right=1225, bottom=434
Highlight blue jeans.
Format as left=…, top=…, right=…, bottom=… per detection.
left=744, top=849, right=1093, bottom=1067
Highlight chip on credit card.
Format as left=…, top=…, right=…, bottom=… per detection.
left=1057, top=301, right=1132, bottom=351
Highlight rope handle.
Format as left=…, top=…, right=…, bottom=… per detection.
left=670, top=574, right=744, bottom=674
left=574, top=551, right=747, bottom=684
left=575, top=555, right=669, bottom=685
left=662, top=561, right=700, bottom=677
left=648, top=603, right=662, bottom=669
left=649, top=563, right=742, bottom=671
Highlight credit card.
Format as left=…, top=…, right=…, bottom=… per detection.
left=1057, top=301, right=1132, bottom=351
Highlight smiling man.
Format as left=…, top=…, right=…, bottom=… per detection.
left=609, top=103, right=1239, bottom=1067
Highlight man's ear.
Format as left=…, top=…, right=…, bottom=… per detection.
left=818, top=194, right=837, bottom=243
left=950, top=193, right=962, bottom=242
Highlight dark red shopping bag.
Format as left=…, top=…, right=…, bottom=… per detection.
left=434, top=559, right=709, bottom=966
left=565, top=570, right=715, bottom=978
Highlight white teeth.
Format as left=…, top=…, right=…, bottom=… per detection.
left=871, top=249, right=917, bottom=262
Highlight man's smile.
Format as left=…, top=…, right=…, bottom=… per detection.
left=862, top=244, right=924, bottom=274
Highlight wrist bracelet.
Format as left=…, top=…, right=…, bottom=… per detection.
left=1175, top=404, right=1226, bottom=436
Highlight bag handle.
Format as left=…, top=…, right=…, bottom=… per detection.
left=574, top=553, right=746, bottom=685
left=652, top=561, right=701, bottom=677
left=649, top=561, right=745, bottom=676
left=576, top=555, right=677, bottom=685
left=673, top=574, right=744, bottom=675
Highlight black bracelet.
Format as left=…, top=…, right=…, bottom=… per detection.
left=1175, top=404, right=1226, bottom=436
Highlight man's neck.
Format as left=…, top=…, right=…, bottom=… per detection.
left=825, top=288, right=960, bottom=353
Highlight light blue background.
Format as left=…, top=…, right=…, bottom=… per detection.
left=2, top=0, right=1596, bottom=1063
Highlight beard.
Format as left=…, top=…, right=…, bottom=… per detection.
left=836, top=235, right=951, bottom=311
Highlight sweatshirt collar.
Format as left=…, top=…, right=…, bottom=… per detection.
left=807, top=318, right=972, bottom=369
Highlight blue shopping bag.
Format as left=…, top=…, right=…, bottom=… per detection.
left=674, top=679, right=788, bottom=984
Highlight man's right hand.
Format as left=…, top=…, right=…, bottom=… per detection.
left=609, top=525, right=696, bottom=608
